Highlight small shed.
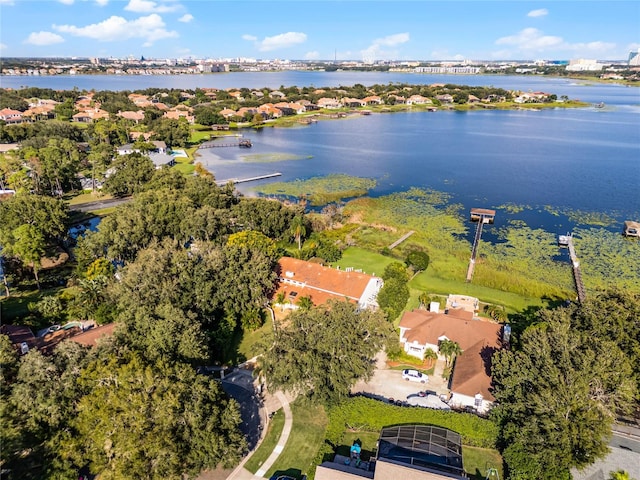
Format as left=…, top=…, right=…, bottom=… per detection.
left=470, top=208, right=496, bottom=224
left=624, top=221, right=640, bottom=238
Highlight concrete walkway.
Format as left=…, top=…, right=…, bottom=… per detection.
left=225, top=391, right=293, bottom=480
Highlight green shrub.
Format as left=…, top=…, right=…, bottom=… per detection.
left=325, top=397, right=497, bottom=449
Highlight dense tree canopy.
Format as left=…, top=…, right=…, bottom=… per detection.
left=491, top=293, right=638, bottom=480
left=60, top=354, right=246, bottom=480
left=262, top=300, right=393, bottom=404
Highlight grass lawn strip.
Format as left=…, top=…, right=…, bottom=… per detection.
left=244, top=408, right=285, bottom=474
left=266, top=399, right=328, bottom=480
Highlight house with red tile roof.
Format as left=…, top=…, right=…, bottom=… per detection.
left=272, top=257, right=383, bottom=310
left=398, top=308, right=504, bottom=413
left=69, top=323, right=116, bottom=347
left=317, top=98, right=341, bottom=109
left=219, top=108, right=237, bottom=119
left=118, top=110, right=145, bottom=123
left=0, top=108, right=24, bottom=124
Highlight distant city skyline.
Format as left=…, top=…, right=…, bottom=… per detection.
left=0, top=1, right=638, bottom=61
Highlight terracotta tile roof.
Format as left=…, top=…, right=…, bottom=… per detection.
left=274, top=257, right=381, bottom=307
left=399, top=309, right=503, bottom=400
left=68, top=323, right=116, bottom=347
left=1, top=324, right=36, bottom=348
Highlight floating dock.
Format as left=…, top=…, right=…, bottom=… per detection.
left=466, top=208, right=496, bottom=282
left=559, top=233, right=586, bottom=304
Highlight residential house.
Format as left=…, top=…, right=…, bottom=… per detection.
left=270, top=90, right=286, bottom=99
left=315, top=425, right=467, bottom=480
left=317, top=97, right=341, bottom=109
left=117, top=140, right=174, bottom=168
left=389, top=95, right=406, bottom=105
left=398, top=306, right=504, bottom=413
left=257, top=104, right=283, bottom=119
left=435, top=94, right=454, bottom=104
left=118, top=110, right=145, bottom=123
left=128, top=93, right=153, bottom=107
left=272, top=257, right=383, bottom=310
left=362, top=95, right=383, bottom=105
left=72, top=108, right=110, bottom=123
left=163, top=107, right=195, bottom=124
left=341, top=97, right=366, bottom=108
left=0, top=108, right=24, bottom=124
left=219, top=108, right=237, bottom=119
left=406, top=95, right=432, bottom=105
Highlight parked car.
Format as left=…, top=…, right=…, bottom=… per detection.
left=402, top=369, right=428, bottom=383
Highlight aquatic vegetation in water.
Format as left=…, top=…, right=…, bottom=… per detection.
left=543, top=206, right=616, bottom=227
left=254, top=174, right=376, bottom=205
left=496, top=203, right=529, bottom=214
left=573, top=227, right=640, bottom=292
left=240, top=153, right=312, bottom=163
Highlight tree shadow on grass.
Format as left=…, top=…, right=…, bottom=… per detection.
left=269, top=467, right=303, bottom=480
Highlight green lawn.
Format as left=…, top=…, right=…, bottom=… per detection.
left=463, top=446, right=504, bottom=479
left=244, top=408, right=285, bottom=474
left=332, top=247, right=396, bottom=278
left=237, top=314, right=273, bottom=361
left=266, top=399, right=328, bottom=480
left=407, top=269, right=546, bottom=314
left=66, top=191, right=114, bottom=206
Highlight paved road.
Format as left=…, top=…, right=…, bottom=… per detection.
left=571, top=433, right=640, bottom=479
left=69, top=196, right=132, bottom=212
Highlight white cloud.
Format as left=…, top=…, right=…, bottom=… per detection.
left=304, top=51, right=320, bottom=60
left=58, top=0, right=74, bottom=4
left=527, top=8, right=548, bottom=18
left=178, top=13, right=193, bottom=23
left=373, top=32, right=410, bottom=47
left=566, top=41, right=616, bottom=54
left=0, top=43, right=7, bottom=51
left=25, top=31, right=65, bottom=46
left=495, top=27, right=618, bottom=57
left=258, top=32, right=307, bottom=51
left=361, top=32, right=410, bottom=61
left=628, top=43, right=640, bottom=53
left=54, top=14, right=178, bottom=45
left=242, top=34, right=257, bottom=41
left=0, top=0, right=15, bottom=5
left=125, top=0, right=180, bottom=13
left=95, top=0, right=109, bottom=5
left=496, top=28, right=563, bottom=50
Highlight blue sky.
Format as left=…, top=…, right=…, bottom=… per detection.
left=0, top=0, right=638, bottom=61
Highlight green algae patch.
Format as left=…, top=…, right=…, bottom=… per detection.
left=573, top=227, right=640, bottom=292
left=544, top=205, right=617, bottom=227
left=254, top=174, right=376, bottom=205
left=240, top=152, right=312, bottom=163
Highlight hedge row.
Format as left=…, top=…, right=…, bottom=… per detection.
left=325, top=396, right=498, bottom=449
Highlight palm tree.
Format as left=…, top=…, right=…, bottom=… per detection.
left=423, top=348, right=438, bottom=368
left=290, top=215, right=306, bottom=250
left=275, top=291, right=286, bottom=311
left=439, top=339, right=462, bottom=367
left=297, top=296, right=313, bottom=311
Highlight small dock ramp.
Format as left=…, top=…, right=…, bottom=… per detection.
left=559, top=233, right=586, bottom=304
left=466, top=208, right=496, bottom=282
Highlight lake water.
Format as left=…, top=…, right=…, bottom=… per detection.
left=4, top=72, right=639, bottom=239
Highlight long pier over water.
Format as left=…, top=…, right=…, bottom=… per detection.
left=466, top=208, right=496, bottom=282
left=559, top=234, right=586, bottom=304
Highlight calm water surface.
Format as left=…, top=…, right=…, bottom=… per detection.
left=4, top=72, right=638, bottom=237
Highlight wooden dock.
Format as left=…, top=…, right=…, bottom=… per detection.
left=466, top=208, right=496, bottom=282
left=559, top=234, right=586, bottom=304
left=200, top=138, right=252, bottom=148
left=388, top=230, right=415, bottom=249
left=216, top=172, right=281, bottom=186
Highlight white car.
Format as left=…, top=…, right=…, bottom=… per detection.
left=402, top=369, right=428, bottom=383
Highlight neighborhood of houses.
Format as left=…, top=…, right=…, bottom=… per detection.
left=0, top=253, right=516, bottom=479
left=0, top=86, right=557, bottom=132
left=4, top=255, right=506, bottom=417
